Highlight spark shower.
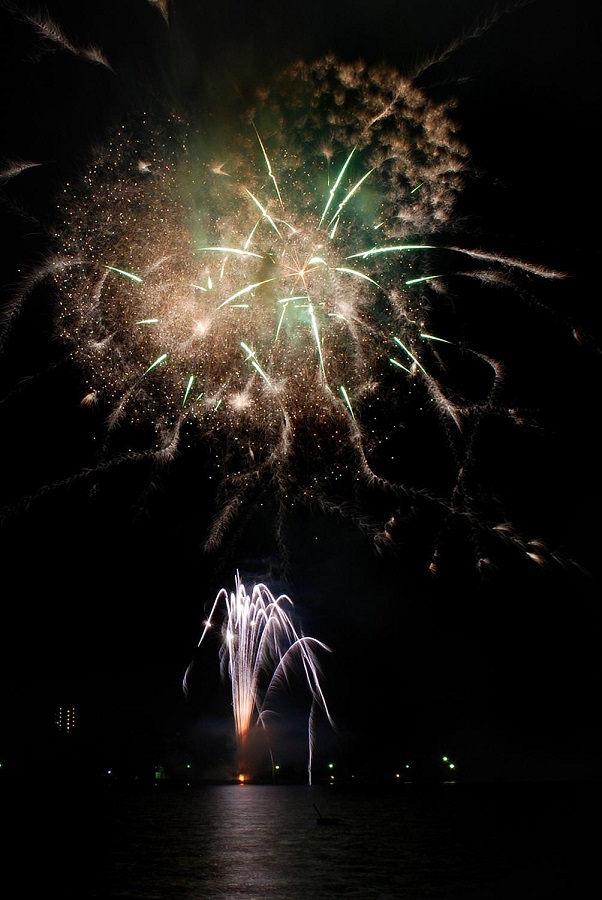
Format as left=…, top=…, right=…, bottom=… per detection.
left=184, top=573, right=334, bottom=783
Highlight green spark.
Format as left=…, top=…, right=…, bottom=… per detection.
left=275, top=304, right=287, bottom=342
left=275, top=296, right=309, bottom=341
left=326, top=168, right=375, bottom=228
left=406, top=274, right=443, bottom=285
left=307, top=302, right=326, bottom=380
left=199, top=246, right=263, bottom=259
left=183, top=375, right=195, bottom=406
left=420, top=332, right=453, bottom=344
left=346, top=244, right=435, bottom=260
left=240, top=342, right=272, bottom=387
left=217, top=278, right=277, bottom=309
left=335, top=266, right=380, bottom=287
left=245, top=189, right=282, bottom=238
left=105, top=265, right=143, bottom=283
left=389, top=358, right=412, bottom=374
left=143, top=353, right=168, bottom=375
left=253, top=123, right=283, bottom=206
left=319, top=146, right=356, bottom=226
left=243, top=220, right=260, bottom=250
left=393, top=336, right=427, bottom=375
left=339, top=385, right=355, bottom=419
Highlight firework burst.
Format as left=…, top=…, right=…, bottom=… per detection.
left=184, top=572, right=334, bottom=782
left=0, top=7, right=577, bottom=575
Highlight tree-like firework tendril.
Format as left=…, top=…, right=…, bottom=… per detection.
left=183, top=572, right=334, bottom=783
left=1, top=39, right=569, bottom=572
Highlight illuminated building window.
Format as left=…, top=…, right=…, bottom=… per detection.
left=55, top=706, right=76, bottom=733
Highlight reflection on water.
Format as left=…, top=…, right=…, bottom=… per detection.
left=3, top=781, right=598, bottom=899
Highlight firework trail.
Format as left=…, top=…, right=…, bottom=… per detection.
left=0, top=0, right=112, bottom=69
left=183, top=573, right=334, bottom=782
left=146, top=0, right=170, bottom=23
left=0, top=2, right=579, bottom=575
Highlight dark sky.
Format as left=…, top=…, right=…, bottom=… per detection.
left=0, top=0, right=600, bottom=784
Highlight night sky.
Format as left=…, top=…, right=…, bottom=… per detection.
left=0, top=0, right=600, bottom=784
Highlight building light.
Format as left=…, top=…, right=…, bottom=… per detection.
left=55, top=707, right=76, bottom=732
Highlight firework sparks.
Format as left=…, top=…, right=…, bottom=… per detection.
left=146, top=0, right=170, bottom=23
left=2, top=1, right=112, bottom=69
left=183, top=573, right=334, bottom=782
left=0, top=13, right=573, bottom=574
